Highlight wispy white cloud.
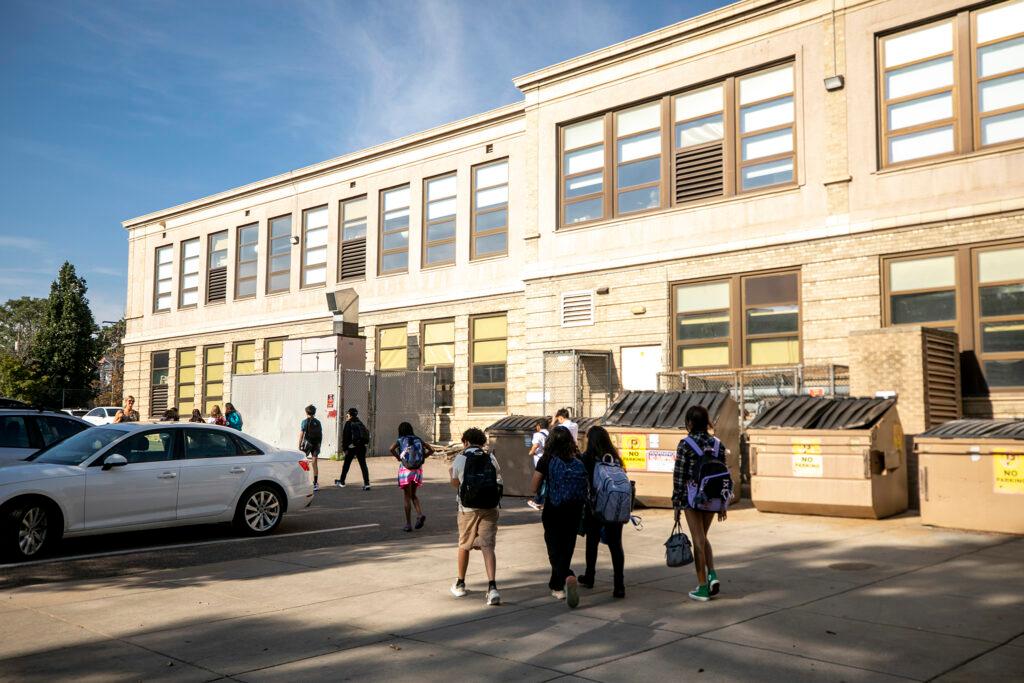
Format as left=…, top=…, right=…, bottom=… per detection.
left=0, top=236, right=47, bottom=253
left=89, top=266, right=125, bottom=278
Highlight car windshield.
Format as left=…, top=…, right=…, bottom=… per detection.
left=30, top=428, right=123, bottom=466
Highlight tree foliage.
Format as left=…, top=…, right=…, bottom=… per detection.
left=0, top=296, right=48, bottom=360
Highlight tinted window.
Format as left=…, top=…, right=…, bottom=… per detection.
left=117, top=431, right=175, bottom=464
left=87, top=408, right=104, bottom=418
left=184, top=429, right=239, bottom=459
left=105, top=408, right=121, bottom=417
left=35, top=417, right=88, bottom=446
left=33, top=428, right=122, bottom=465
left=0, top=416, right=30, bottom=448
left=232, top=435, right=264, bottom=456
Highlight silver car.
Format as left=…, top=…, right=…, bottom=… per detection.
left=0, top=409, right=93, bottom=463
left=0, top=423, right=314, bottom=561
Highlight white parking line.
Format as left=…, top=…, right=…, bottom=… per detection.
left=0, top=523, right=380, bottom=569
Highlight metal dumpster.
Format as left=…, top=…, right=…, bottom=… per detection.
left=748, top=396, right=906, bottom=519
left=485, top=415, right=598, bottom=497
left=915, top=419, right=1024, bottom=535
left=600, top=391, right=740, bottom=508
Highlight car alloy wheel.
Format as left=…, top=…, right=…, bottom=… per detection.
left=18, top=506, right=48, bottom=558
left=243, top=490, right=281, bottom=533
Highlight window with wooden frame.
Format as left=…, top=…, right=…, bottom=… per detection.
left=877, top=0, right=1024, bottom=168
left=233, top=341, right=256, bottom=376
left=472, top=160, right=508, bottom=259
left=267, top=214, right=292, bottom=294
left=149, top=351, right=169, bottom=417
left=179, top=238, right=200, bottom=308
left=339, top=196, right=367, bottom=281
left=154, top=245, right=173, bottom=312
left=177, top=348, right=196, bottom=415
left=671, top=270, right=800, bottom=370
left=235, top=223, right=258, bottom=299
left=975, top=243, right=1024, bottom=387
left=377, top=325, right=407, bottom=370
left=423, top=173, right=457, bottom=267
left=422, top=319, right=455, bottom=408
left=470, top=314, right=507, bottom=410
left=884, top=253, right=959, bottom=329
left=301, top=206, right=328, bottom=287
left=207, top=230, right=228, bottom=304
left=264, top=337, right=285, bottom=373
left=380, top=185, right=410, bottom=274
left=559, top=61, right=796, bottom=228
left=202, top=345, right=224, bottom=414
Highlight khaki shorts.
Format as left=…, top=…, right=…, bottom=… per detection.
left=457, top=508, right=499, bottom=551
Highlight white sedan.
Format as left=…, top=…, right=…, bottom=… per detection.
left=82, top=407, right=122, bottom=426
left=0, top=423, right=314, bottom=561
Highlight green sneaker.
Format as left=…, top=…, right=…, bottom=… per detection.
left=708, top=570, right=720, bottom=596
left=688, top=584, right=711, bottom=602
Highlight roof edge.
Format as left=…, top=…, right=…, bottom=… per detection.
left=122, top=100, right=526, bottom=230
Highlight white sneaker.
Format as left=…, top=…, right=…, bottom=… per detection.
left=551, top=590, right=566, bottom=600
left=526, top=500, right=543, bottom=511
left=486, top=588, right=501, bottom=606
left=450, top=582, right=467, bottom=598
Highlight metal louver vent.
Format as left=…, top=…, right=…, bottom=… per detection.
left=341, top=238, right=367, bottom=280
left=207, top=267, right=227, bottom=303
left=923, top=330, right=961, bottom=427
left=675, top=142, right=724, bottom=203
left=561, top=291, right=594, bottom=328
left=149, top=385, right=168, bottom=417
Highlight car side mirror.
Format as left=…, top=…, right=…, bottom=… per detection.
left=102, top=453, right=128, bottom=470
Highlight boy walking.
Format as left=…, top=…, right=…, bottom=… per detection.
left=337, top=408, right=371, bottom=490
left=298, top=405, right=323, bottom=491
left=554, top=408, right=578, bottom=442
left=449, top=428, right=502, bottom=606
left=527, top=418, right=549, bottom=511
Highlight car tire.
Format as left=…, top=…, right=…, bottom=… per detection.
left=3, top=501, right=57, bottom=562
left=234, top=484, right=284, bottom=536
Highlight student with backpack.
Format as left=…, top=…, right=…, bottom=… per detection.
left=225, top=403, right=243, bottom=431
left=530, top=425, right=588, bottom=608
left=389, top=421, right=433, bottom=531
left=336, top=408, right=371, bottom=490
left=298, top=405, right=323, bottom=491
left=449, top=427, right=502, bottom=606
left=580, top=425, right=630, bottom=598
left=526, top=418, right=549, bottom=511
left=672, top=404, right=732, bottom=602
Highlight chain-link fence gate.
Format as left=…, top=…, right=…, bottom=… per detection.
left=369, top=370, right=436, bottom=455
left=542, top=350, right=615, bottom=419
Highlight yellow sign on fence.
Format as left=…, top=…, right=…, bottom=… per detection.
left=993, top=449, right=1024, bottom=495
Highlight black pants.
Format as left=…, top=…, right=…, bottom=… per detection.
left=542, top=502, right=583, bottom=591
left=584, top=516, right=625, bottom=588
left=340, top=446, right=369, bottom=486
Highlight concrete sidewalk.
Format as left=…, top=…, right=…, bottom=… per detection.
left=1, top=462, right=1022, bottom=681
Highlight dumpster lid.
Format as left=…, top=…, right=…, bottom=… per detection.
left=748, top=396, right=896, bottom=430
left=919, top=418, right=1024, bottom=440
left=485, top=415, right=599, bottom=434
left=601, top=391, right=730, bottom=429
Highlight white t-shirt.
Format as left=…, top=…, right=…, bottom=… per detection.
left=451, top=447, right=503, bottom=512
left=559, top=420, right=579, bottom=441
left=531, top=429, right=548, bottom=467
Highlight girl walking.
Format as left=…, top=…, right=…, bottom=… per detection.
left=672, top=405, right=731, bottom=602
left=225, top=403, right=243, bottom=431
left=579, top=425, right=627, bottom=598
left=389, top=422, right=433, bottom=532
left=209, top=405, right=227, bottom=426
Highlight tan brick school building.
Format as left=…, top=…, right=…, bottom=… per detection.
left=122, top=0, right=1024, bottom=444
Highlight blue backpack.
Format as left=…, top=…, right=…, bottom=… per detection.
left=683, top=436, right=731, bottom=512
left=592, top=454, right=633, bottom=523
left=547, top=455, right=589, bottom=506
left=398, top=435, right=426, bottom=470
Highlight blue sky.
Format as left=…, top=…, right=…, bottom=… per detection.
left=0, top=0, right=727, bottom=323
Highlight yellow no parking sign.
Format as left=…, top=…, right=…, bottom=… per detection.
left=993, top=449, right=1024, bottom=494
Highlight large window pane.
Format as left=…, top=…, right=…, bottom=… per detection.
left=617, top=157, right=660, bottom=188
left=982, top=322, right=1024, bottom=353
left=680, top=344, right=730, bottom=368
left=979, top=72, right=1024, bottom=112
left=888, top=126, right=954, bottom=163
left=565, top=172, right=603, bottom=198
left=475, top=162, right=508, bottom=188
left=676, top=281, right=730, bottom=312
left=564, top=197, right=603, bottom=224
left=475, top=185, right=509, bottom=209
left=741, top=158, right=793, bottom=189
left=980, top=284, right=1024, bottom=317
left=741, top=128, right=793, bottom=160
left=472, top=388, right=506, bottom=407
left=617, top=131, right=660, bottom=162
left=890, top=290, right=957, bottom=324
left=678, top=312, right=729, bottom=340
left=676, top=115, right=724, bottom=147
left=978, top=36, right=1024, bottom=77
left=889, top=255, right=956, bottom=291
left=475, top=232, right=506, bottom=256
left=564, top=117, right=603, bottom=149
left=475, top=208, right=508, bottom=232
left=740, top=96, right=794, bottom=133
left=746, top=306, right=799, bottom=335
left=984, top=359, right=1024, bottom=387
left=617, top=102, right=660, bottom=136
left=618, top=186, right=660, bottom=214
left=884, top=22, right=952, bottom=67
left=979, top=247, right=1024, bottom=283
left=426, top=242, right=455, bottom=265
left=887, top=92, right=953, bottom=131
left=747, top=338, right=799, bottom=365
left=885, top=57, right=953, bottom=99
left=739, top=65, right=793, bottom=105
left=675, top=85, right=723, bottom=120
left=745, top=273, right=798, bottom=305
left=472, top=364, right=506, bottom=384
left=427, top=219, right=456, bottom=242
left=981, top=109, right=1024, bottom=145
left=976, top=0, right=1024, bottom=44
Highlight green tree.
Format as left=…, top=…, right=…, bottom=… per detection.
left=95, top=318, right=126, bottom=406
left=0, top=296, right=48, bottom=360
left=27, top=263, right=103, bottom=407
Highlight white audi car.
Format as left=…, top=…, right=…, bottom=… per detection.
left=0, top=423, right=314, bottom=561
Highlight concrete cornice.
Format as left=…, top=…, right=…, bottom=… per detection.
left=122, top=101, right=526, bottom=231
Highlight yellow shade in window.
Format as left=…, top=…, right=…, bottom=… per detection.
left=681, top=344, right=729, bottom=368
left=379, top=348, right=406, bottom=370
left=474, top=339, right=507, bottom=363
left=474, top=316, right=507, bottom=339
left=266, top=340, right=283, bottom=357
left=424, top=321, right=455, bottom=344
left=205, top=383, right=223, bottom=398
left=178, top=400, right=194, bottom=414
left=205, top=347, right=224, bottom=364
left=179, top=350, right=195, bottom=366
left=979, top=247, right=1024, bottom=284
left=204, top=401, right=220, bottom=414
left=235, top=361, right=255, bottom=375
left=178, top=385, right=194, bottom=399
left=379, top=327, right=407, bottom=349
left=424, top=345, right=455, bottom=366
left=234, top=343, right=255, bottom=362
left=206, top=365, right=224, bottom=382
left=178, top=367, right=195, bottom=384
left=266, top=359, right=281, bottom=373
left=748, top=338, right=799, bottom=366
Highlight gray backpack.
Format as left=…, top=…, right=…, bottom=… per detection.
left=592, top=454, right=632, bottom=523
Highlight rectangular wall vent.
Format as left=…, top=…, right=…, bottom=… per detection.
left=675, top=142, right=725, bottom=204
left=561, top=290, right=595, bottom=328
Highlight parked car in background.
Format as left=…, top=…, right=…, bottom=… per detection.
left=61, top=409, right=90, bottom=418
left=0, top=398, right=29, bottom=409
left=0, top=423, right=315, bottom=560
left=0, top=410, right=92, bottom=463
left=82, top=407, right=122, bottom=426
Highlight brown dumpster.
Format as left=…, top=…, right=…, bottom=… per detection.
left=915, top=419, right=1024, bottom=535
left=748, top=396, right=906, bottom=519
left=600, top=391, right=740, bottom=508
left=485, top=415, right=597, bottom=497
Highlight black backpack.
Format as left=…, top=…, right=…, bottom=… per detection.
left=304, top=418, right=322, bottom=445
left=459, top=449, right=502, bottom=509
left=349, top=420, right=369, bottom=447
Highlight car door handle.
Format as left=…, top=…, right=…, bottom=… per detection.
left=158, top=472, right=177, bottom=479
left=230, top=466, right=246, bottom=474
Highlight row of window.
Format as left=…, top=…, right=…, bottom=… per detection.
left=153, top=160, right=509, bottom=312
left=669, top=240, right=1024, bottom=389
left=558, top=0, right=1024, bottom=227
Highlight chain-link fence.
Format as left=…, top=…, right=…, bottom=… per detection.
left=369, top=370, right=436, bottom=454
left=542, top=350, right=615, bottom=419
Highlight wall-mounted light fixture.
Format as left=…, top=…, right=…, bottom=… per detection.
left=824, top=75, right=845, bottom=92
left=596, top=286, right=610, bottom=295
left=291, top=236, right=300, bottom=245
